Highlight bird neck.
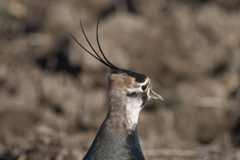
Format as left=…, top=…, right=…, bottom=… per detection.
left=83, top=104, right=145, bottom=160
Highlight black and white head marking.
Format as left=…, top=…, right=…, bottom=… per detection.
left=71, top=19, right=163, bottom=131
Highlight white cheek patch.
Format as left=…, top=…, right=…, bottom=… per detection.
left=123, top=78, right=150, bottom=130
left=147, top=89, right=151, bottom=100
left=127, top=78, right=150, bottom=93
left=125, top=97, right=142, bottom=130
left=127, top=87, right=142, bottom=93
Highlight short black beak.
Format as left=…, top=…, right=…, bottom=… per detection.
left=149, top=90, right=164, bottom=101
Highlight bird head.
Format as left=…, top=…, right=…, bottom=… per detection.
left=108, top=69, right=163, bottom=107
left=71, top=19, right=163, bottom=130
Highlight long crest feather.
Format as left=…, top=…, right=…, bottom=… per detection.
left=96, top=19, right=118, bottom=70
left=70, top=19, right=119, bottom=70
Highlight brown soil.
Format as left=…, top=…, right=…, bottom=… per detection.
left=0, top=0, right=240, bottom=159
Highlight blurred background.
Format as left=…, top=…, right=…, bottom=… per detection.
left=0, top=0, right=240, bottom=159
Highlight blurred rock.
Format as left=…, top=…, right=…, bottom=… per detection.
left=7, top=2, right=28, bottom=19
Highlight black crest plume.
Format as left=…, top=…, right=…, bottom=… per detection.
left=70, top=19, right=119, bottom=70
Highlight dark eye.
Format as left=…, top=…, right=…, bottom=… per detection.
left=141, top=84, right=148, bottom=91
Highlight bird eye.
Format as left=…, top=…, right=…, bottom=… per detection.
left=141, top=84, right=148, bottom=91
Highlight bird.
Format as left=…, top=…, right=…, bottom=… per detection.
left=71, top=19, right=163, bottom=160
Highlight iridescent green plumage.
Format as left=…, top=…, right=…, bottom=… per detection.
left=83, top=113, right=145, bottom=160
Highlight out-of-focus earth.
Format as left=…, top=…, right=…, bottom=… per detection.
left=0, top=0, right=240, bottom=160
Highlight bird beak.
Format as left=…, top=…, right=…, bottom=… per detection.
left=149, top=90, right=164, bottom=101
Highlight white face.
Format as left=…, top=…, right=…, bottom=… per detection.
left=127, top=79, right=150, bottom=94
left=124, top=78, right=151, bottom=130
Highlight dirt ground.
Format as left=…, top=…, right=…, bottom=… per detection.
left=0, top=0, right=240, bottom=160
